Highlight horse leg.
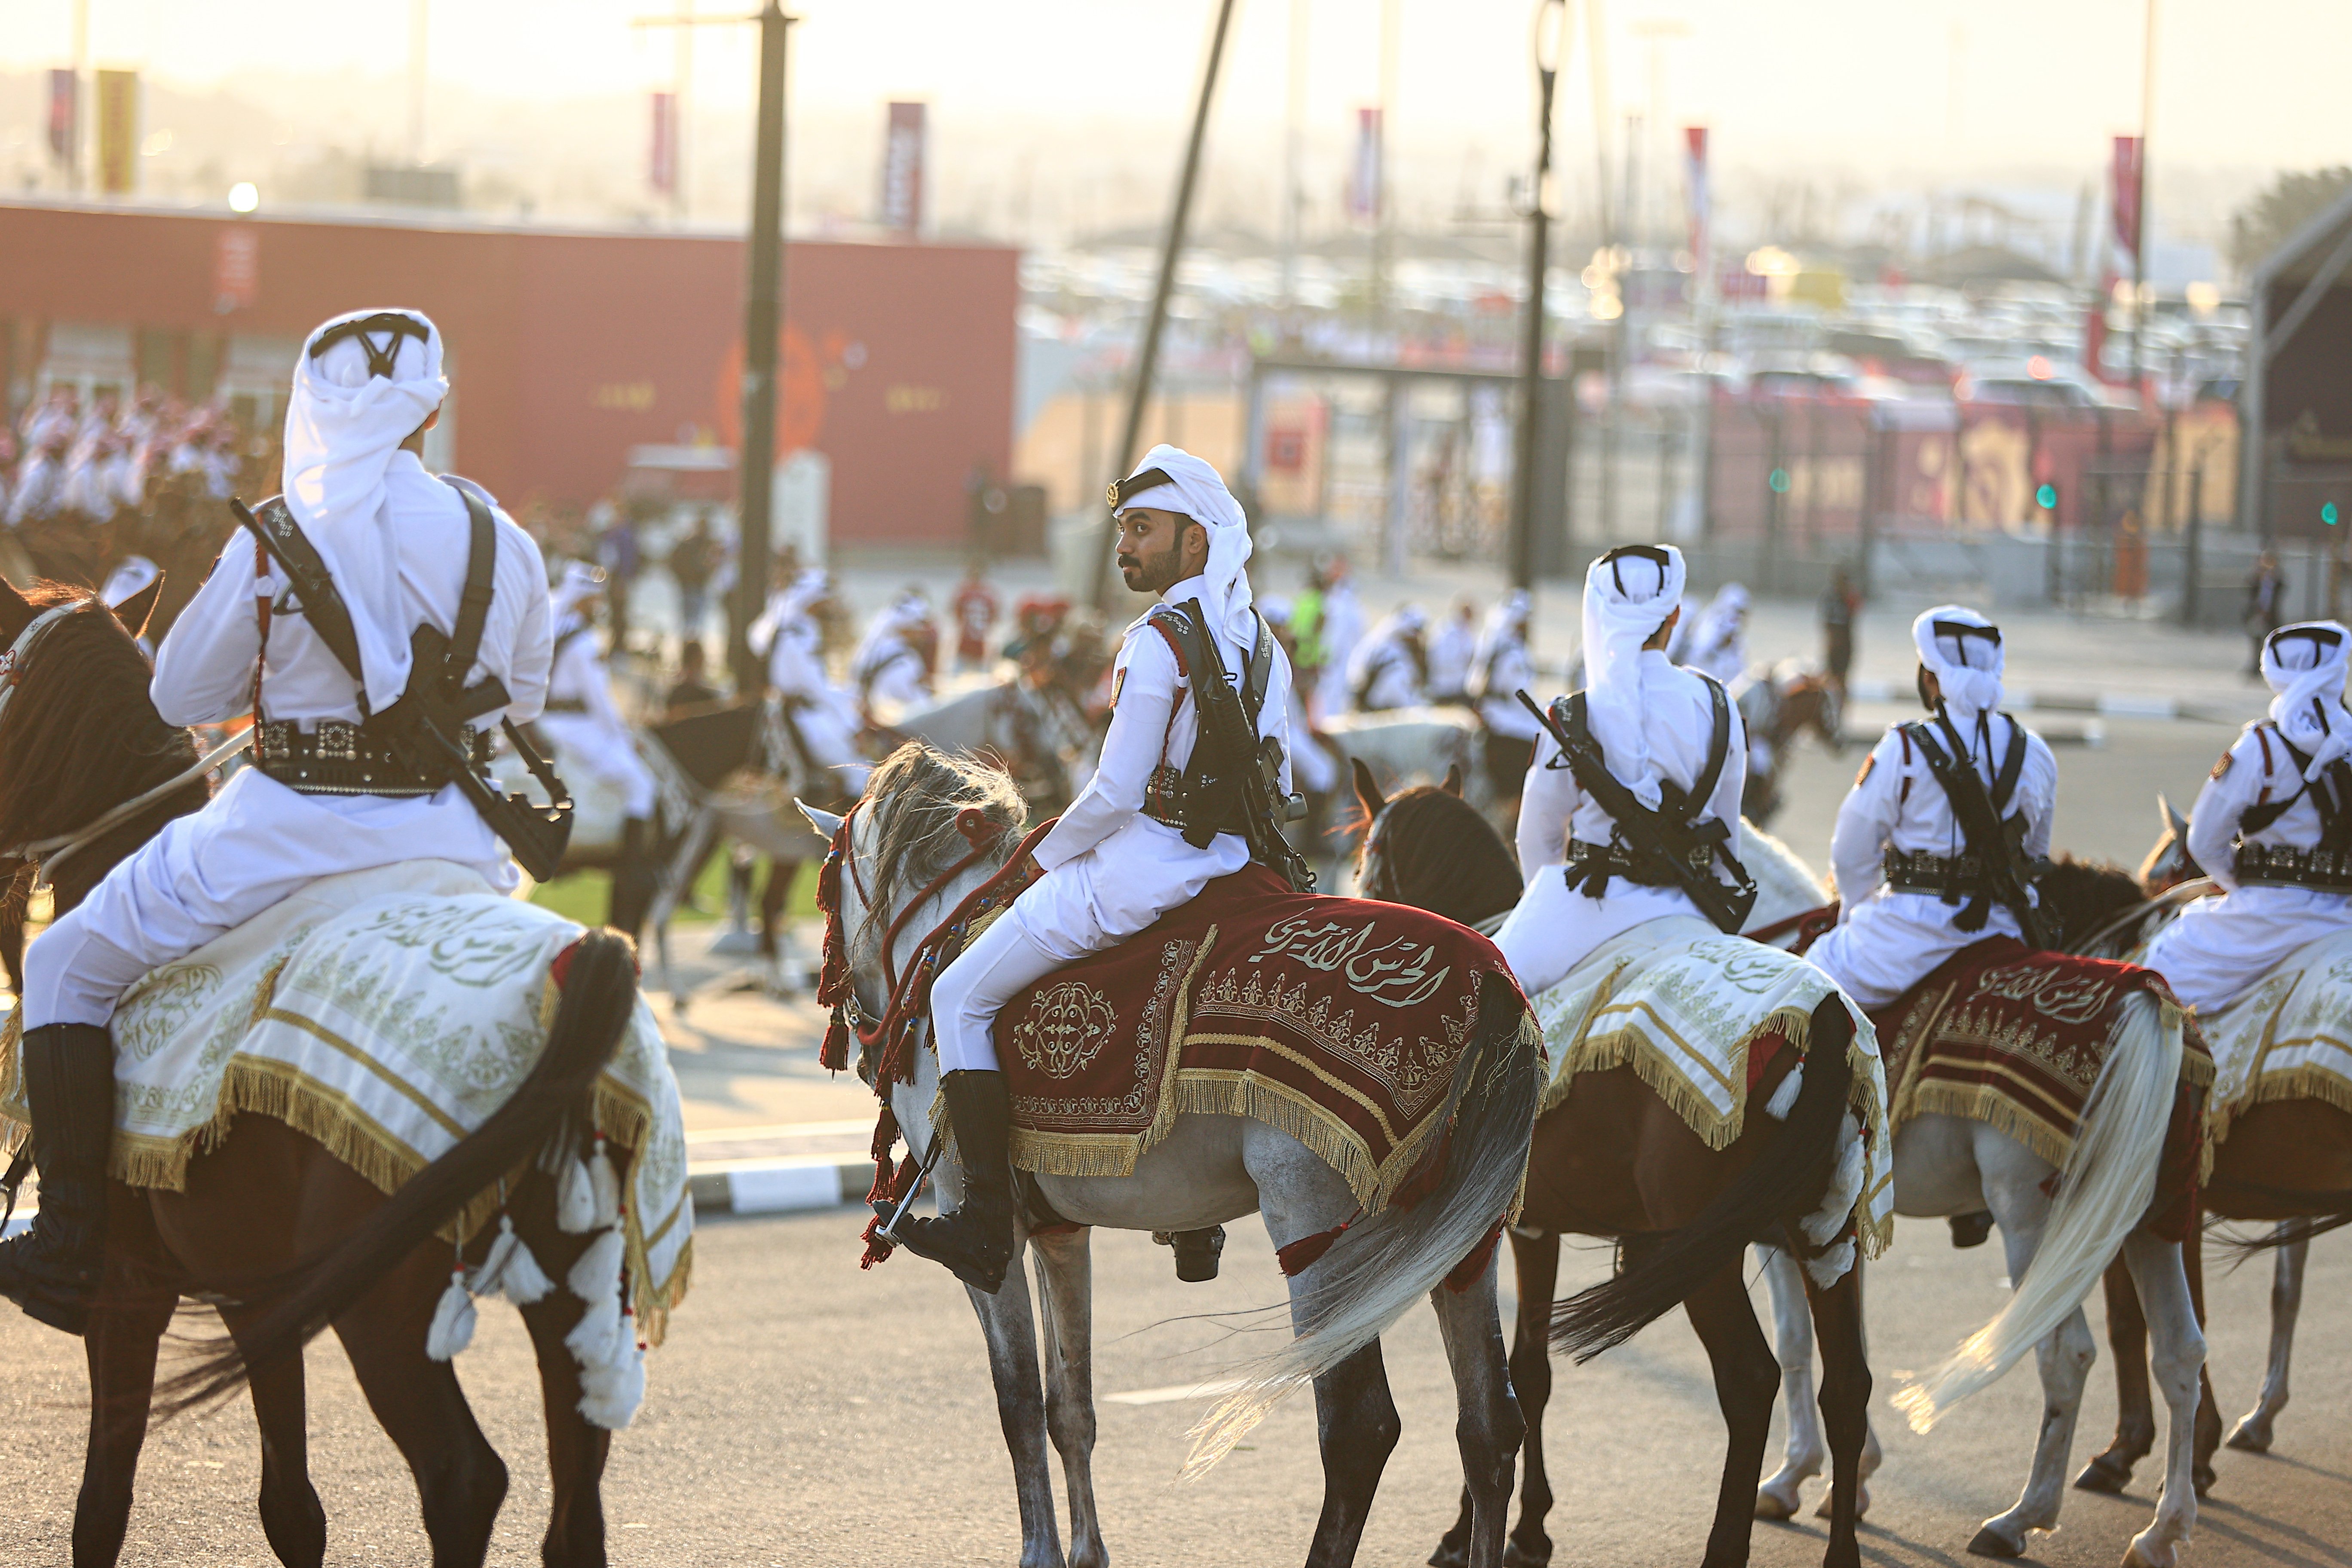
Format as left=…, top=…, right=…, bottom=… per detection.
left=968, top=1250, right=1066, bottom=1568
left=2117, top=1227, right=2204, bottom=1568
left=517, top=1289, right=613, bottom=1568
left=219, top=1304, right=329, bottom=1568
left=2180, top=1212, right=2222, bottom=1492
left=2075, top=1256, right=2154, bottom=1494
left=1304, top=1338, right=1401, bottom=1568
left=2226, top=1227, right=2309, bottom=1454
left=1428, top=1252, right=1522, bottom=1568
left=1965, top=1181, right=2096, bottom=1560
left=1433, top=1227, right=1555, bottom=1568
left=1682, top=1252, right=1781, bottom=1568
left=758, top=857, right=797, bottom=968
left=1754, top=1245, right=1824, bottom=1522
left=331, top=1249, right=510, bottom=1567
left=74, top=1266, right=175, bottom=1568
left=1800, top=1261, right=1870, bottom=1568
left=1030, top=1228, right=1106, bottom=1568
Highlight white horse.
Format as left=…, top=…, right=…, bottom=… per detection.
left=1320, top=706, right=1485, bottom=805
left=896, top=676, right=1096, bottom=815
left=810, top=742, right=1544, bottom=1568
left=1746, top=844, right=2205, bottom=1568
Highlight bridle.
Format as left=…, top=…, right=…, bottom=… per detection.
left=832, top=798, right=1019, bottom=1052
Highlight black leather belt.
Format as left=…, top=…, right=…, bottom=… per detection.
left=1566, top=838, right=1712, bottom=888
left=1140, top=764, right=1245, bottom=837
left=2235, top=842, right=2352, bottom=892
left=254, top=719, right=493, bottom=797
left=1883, top=848, right=1991, bottom=895
left=541, top=697, right=589, bottom=714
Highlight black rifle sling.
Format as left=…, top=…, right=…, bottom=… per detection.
left=1551, top=689, right=1752, bottom=933
left=1685, top=675, right=1733, bottom=817
left=435, top=482, right=512, bottom=722
left=2240, top=726, right=2352, bottom=848
left=243, top=496, right=371, bottom=716
left=1904, top=715, right=2038, bottom=938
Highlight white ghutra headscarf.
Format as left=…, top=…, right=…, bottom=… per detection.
left=1112, top=444, right=1256, bottom=657
left=1582, top=543, right=1687, bottom=809
left=282, top=308, right=450, bottom=714
left=1913, top=605, right=2006, bottom=738
left=2263, top=620, right=2352, bottom=780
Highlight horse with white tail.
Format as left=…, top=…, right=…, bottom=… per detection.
left=808, top=741, right=1544, bottom=1568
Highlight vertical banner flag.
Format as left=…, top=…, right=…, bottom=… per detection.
left=1348, top=107, right=1384, bottom=226
left=95, top=70, right=138, bottom=195
left=2111, top=135, right=2144, bottom=263
left=213, top=227, right=260, bottom=314
left=47, top=70, right=77, bottom=165
left=649, top=92, right=678, bottom=197
left=1683, top=126, right=1709, bottom=269
left=879, top=101, right=926, bottom=238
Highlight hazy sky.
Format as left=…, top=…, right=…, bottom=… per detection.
left=4, top=0, right=2347, bottom=178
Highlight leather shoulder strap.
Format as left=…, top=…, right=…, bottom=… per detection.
left=1687, top=674, right=1732, bottom=820
left=441, top=479, right=499, bottom=693
left=1990, top=714, right=2028, bottom=813
left=251, top=495, right=369, bottom=704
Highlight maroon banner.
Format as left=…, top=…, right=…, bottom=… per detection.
left=46, top=69, right=76, bottom=165
left=1348, top=107, right=1383, bottom=226
left=2111, top=135, right=2144, bottom=262
left=648, top=92, right=678, bottom=198
left=212, top=226, right=259, bottom=313
left=879, top=100, right=925, bottom=238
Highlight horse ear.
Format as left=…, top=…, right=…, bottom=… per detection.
left=1442, top=762, right=1464, bottom=796
left=0, top=576, right=31, bottom=644
left=2161, top=794, right=2190, bottom=841
left=1351, top=756, right=1387, bottom=819
left=115, top=573, right=165, bottom=641
left=796, top=799, right=845, bottom=841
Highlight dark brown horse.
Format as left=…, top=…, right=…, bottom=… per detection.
left=1739, top=671, right=1844, bottom=829
left=2077, top=804, right=2352, bottom=1502
left=0, top=576, right=642, bottom=1568
left=1354, top=769, right=1872, bottom=1568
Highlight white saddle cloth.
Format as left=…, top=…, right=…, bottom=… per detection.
left=2190, top=922, right=2352, bottom=1145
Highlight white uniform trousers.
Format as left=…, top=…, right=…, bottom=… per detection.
left=536, top=714, right=659, bottom=820
left=1807, top=887, right=2024, bottom=1010
left=23, top=768, right=515, bottom=1030
left=2143, top=884, right=2352, bottom=1017
left=782, top=702, right=870, bottom=801
left=1493, top=868, right=1709, bottom=999
left=931, top=817, right=1241, bottom=1075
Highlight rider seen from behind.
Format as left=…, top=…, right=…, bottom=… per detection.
left=888, top=445, right=1297, bottom=1295
left=537, top=560, right=662, bottom=940
left=0, top=309, right=556, bottom=1334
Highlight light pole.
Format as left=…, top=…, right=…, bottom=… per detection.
left=1510, top=0, right=1569, bottom=592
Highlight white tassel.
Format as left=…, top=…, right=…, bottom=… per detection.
left=588, top=1136, right=622, bottom=1230
left=1764, top=1063, right=1805, bottom=1120
left=565, top=1284, right=622, bottom=1366
left=578, top=1328, right=647, bottom=1430
left=498, top=1230, right=556, bottom=1305
left=1802, top=1113, right=1868, bottom=1246
left=567, top=1227, right=625, bottom=1302
left=1803, top=1237, right=1857, bottom=1289
left=425, top=1269, right=476, bottom=1362
left=556, top=1158, right=598, bottom=1234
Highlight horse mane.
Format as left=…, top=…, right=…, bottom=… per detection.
left=1361, top=786, right=1521, bottom=928
left=0, top=582, right=204, bottom=915
left=855, top=739, right=1029, bottom=963
left=2037, top=852, right=2147, bottom=956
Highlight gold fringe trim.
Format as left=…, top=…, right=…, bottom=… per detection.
left=1539, top=1002, right=1820, bottom=1150
left=2210, top=1061, right=2352, bottom=1150
left=1905, top=1081, right=2075, bottom=1172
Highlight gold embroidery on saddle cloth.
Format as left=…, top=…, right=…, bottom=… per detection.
left=1010, top=981, right=1119, bottom=1078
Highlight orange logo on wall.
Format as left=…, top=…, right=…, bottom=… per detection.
left=713, top=323, right=861, bottom=456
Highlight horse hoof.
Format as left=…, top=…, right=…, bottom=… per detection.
left=1966, top=1525, right=2028, bottom=1559
left=2225, top=1420, right=2272, bottom=1454
left=1755, top=1487, right=1800, bottom=1522
left=1426, top=1545, right=1468, bottom=1568
left=2073, top=1453, right=2132, bottom=1494
left=2122, top=1539, right=2173, bottom=1568
left=1813, top=1483, right=1868, bottom=1521
left=2193, top=1464, right=2217, bottom=1498
left=1502, top=1537, right=1551, bottom=1568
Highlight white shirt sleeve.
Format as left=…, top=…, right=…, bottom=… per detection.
left=1034, top=631, right=1177, bottom=871
left=1829, top=729, right=1905, bottom=916
left=151, top=542, right=269, bottom=727
left=496, top=527, right=552, bottom=725
left=2016, top=726, right=2059, bottom=862
left=1515, top=726, right=1579, bottom=883
left=1713, top=697, right=1748, bottom=866
left=2186, top=729, right=2263, bottom=894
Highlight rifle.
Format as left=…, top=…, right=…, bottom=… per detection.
left=230, top=495, right=575, bottom=882
left=1174, top=600, right=1315, bottom=893
left=1515, top=687, right=1756, bottom=934
left=1905, top=719, right=2047, bottom=949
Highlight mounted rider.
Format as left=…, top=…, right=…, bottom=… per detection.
left=0, top=308, right=556, bottom=1334
left=536, top=560, right=663, bottom=939
left=891, top=444, right=1298, bottom=1295
left=848, top=587, right=935, bottom=720
left=1471, top=589, right=1540, bottom=798
left=1494, top=543, right=1753, bottom=998
left=2144, top=619, right=2352, bottom=1015
left=1347, top=603, right=1429, bottom=712
left=749, top=565, right=869, bottom=800
left=1672, top=581, right=1751, bottom=686
left=1809, top=606, right=2057, bottom=1010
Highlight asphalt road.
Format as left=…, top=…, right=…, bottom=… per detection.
left=3, top=694, right=2347, bottom=1568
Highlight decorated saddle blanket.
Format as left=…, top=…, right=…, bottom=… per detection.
left=0, top=861, right=692, bottom=1341
left=1528, top=915, right=1894, bottom=1268
left=1872, top=936, right=2211, bottom=1242
left=2190, top=925, right=2352, bottom=1144
left=988, top=864, right=1531, bottom=1215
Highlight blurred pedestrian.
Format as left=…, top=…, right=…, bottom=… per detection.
left=1471, top=590, right=1540, bottom=802
left=1820, top=566, right=1859, bottom=692
left=1312, top=557, right=1365, bottom=720
left=593, top=501, right=640, bottom=647
left=668, top=513, right=716, bottom=641
left=1426, top=597, right=1479, bottom=705
left=950, top=559, right=1001, bottom=671
left=665, top=638, right=723, bottom=716
left=2246, top=549, right=2287, bottom=678
left=2113, top=510, right=2150, bottom=604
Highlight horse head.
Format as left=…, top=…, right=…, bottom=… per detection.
left=1354, top=778, right=1521, bottom=929
left=827, top=740, right=1028, bottom=989
left=2138, top=794, right=2201, bottom=894
left=2036, top=854, right=2153, bottom=958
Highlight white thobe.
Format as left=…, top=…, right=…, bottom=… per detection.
left=750, top=597, right=866, bottom=788
left=2145, top=722, right=2352, bottom=1015
left=1349, top=634, right=1424, bottom=712
left=22, top=456, right=552, bottom=1030
left=1313, top=583, right=1366, bottom=719
left=1475, top=636, right=1542, bottom=741
left=1426, top=619, right=1477, bottom=701
left=1807, top=714, right=2057, bottom=1008
left=852, top=632, right=931, bottom=717
left=932, top=573, right=1292, bottom=1074
left=536, top=620, right=658, bottom=820
left=1493, top=651, right=1748, bottom=997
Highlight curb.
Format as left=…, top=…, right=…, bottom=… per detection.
left=1845, top=679, right=2233, bottom=724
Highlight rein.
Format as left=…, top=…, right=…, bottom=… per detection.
left=2072, top=876, right=2216, bottom=957
left=0, top=602, right=87, bottom=726
left=1747, top=900, right=1841, bottom=949
left=4, top=727, right=251, bottom=891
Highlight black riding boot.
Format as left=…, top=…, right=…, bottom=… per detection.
left=1162, top=1225, right=1225, bottom=1282
left=890, top=1071, right=1016, bottom=1294
left=0, top=1023, right=115, bottom=1335
left=1948, top=1210, right=1996, bottom=1249
left=606, top=816, right=658, bottom=942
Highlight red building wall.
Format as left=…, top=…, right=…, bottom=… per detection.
left=0, top=201, right=1017, bottom=547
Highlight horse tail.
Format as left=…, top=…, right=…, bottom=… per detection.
left=1183, top=970, right=1540, bottom=1476
left=1894, top=987, right=2180, bottom=1432
left=2215, top=1201, right=2352, bottom=1259
left=1550, top=997, right=1857, bottom=1362
left=157, top=930, right=641, bottom=1415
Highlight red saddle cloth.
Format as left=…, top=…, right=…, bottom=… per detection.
left=988, top=864, right=1526, bottom=1216
left=1870, top=937, right=2214, bottom=1241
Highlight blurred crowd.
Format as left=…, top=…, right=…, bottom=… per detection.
left=3, top=385, right=258, bottom=528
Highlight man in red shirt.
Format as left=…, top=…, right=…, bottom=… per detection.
left=950, top=560, right=1001, bottom=671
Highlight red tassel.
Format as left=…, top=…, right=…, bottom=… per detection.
left=1445, top=1219, right=1505, bottom=1293
left=1277, top=1216, right=1354, bottom=1276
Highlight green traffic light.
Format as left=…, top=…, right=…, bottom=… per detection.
left=2036, top=483, right=2058, bottom=510
left=1768, top=468, right=1790, bottom=494
left=2326, top=502, right=2342, bottom=527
